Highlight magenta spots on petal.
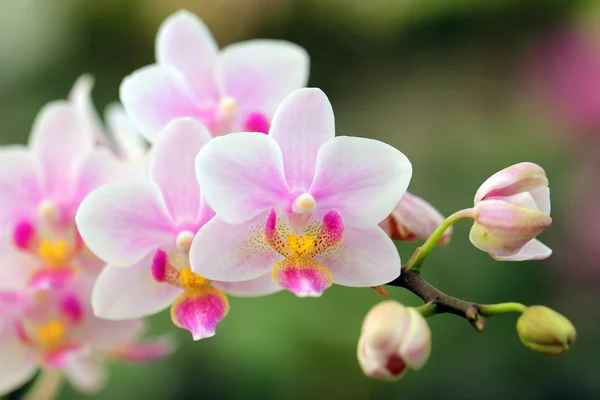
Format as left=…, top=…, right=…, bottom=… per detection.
left=60, top=294, right=83, bottom=324
left=272, top=260, right=333, bottom=297
left=28, top=268, right=75, bottom=290
left=321, top=210, right=344, bottom=242
left=151, top=250, right=168, bottom=282
left=244, top=112, right=270, bottom=134
left=170, top=288, right=229, bottom=341
left=13, top=221, right=36, bottom=250
left=264, top=210, right=277, bottom=241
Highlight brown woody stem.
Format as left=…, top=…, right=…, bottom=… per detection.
left=387, top=266, right=486, bottom=332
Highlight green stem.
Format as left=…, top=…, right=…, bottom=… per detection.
left=23, top=369, right=62, bottom=400
left=479, top=302, right=527, bottom=317
left=415, top=302, right=437, bottom=317
left=407, top=208, right=475, bottom=273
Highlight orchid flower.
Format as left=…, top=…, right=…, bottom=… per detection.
left=192, top=88, right=412, bottom=297
left=76, top=118, right=280, bottom=340
left=0, top=98, right=129, bottom=290
left=120, top=9, right=309, bottom=140
left=69, top=75, right=149, bottom=162
left=0, top=276, right=173, bottom=396
left=379, top=192, right=452, bottom=246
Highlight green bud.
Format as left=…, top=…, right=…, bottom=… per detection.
left=516, top=306, right=576, bottom=356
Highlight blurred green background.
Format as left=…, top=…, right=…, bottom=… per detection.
left=2, top=0, right=600, bottom=399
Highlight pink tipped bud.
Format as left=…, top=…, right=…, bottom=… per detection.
left=379, top=192, right=452, bottom=246
left=357, top=301, right=431, bottom=381
left=471, top=163, right=552, bottom=261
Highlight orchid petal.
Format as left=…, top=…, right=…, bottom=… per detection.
left=268, top=88, right=334, bottom=191
left=29, top=101, right=93, bottom=198
left=190, top=213, right=281, bottom=282
left=64, top=354, right=106, bottom=394
left=92, top=255, right=182, bottom=320
left=120, top=65, right=204, bottom=142
left=474, top=162, right=548, bottom=204
left=0, top=146, right=43, bottom=226
left=0, top=328, right=38, bottom=394
left=171, top=287, right=229, bottom=340
left=530, top=186, right=551, bottom=215
left=76, top=180, right=175, bottom=267
left=74, top=316, right=144, bottom=349
left=310, top=136, right=412, bottom=228
left=150, top=118, right=212, bottom=224
left=272, top=258, right=333, bottom=297
left=110, top=336, right=175, bottom=363
left=68, top=74, right=112, bottom=147
left=195, top=133, right=290, bottom=224
left=219, top=40, right=309, bottom=118
left=105, top=102, right=147, bottom=160
left=492, top=239, right=552, bottom=261
left=156, top=10, right=220, bottom=105
left=315, top=225, right=400, bottom=286
left=213, top=272, right=282, bottom=297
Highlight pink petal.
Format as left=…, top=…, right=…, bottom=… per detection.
left=110, top=336, right=175, bottom=363
left=28, top=268, right=76, bottom=290
left=315, top=225, right=401, bottom=286
left=105, top=102, right=147, bottom=160
left=120, top=65, right=206, bottom=142
left=195, top=132, right=290, bottom=224
left=492, top=239, right=552, bottom=261
left=218, top=39, right=309, bottom=119
left=272, top=258, right=333, bottom=297
left=69, top=148, right=130, bottom=217
left=64, top=354, right=107, bottom=394
left=474, top=162, right=548, bottom=204
left=0, top=146, right=44, bottom=226
left=28, top=101, right=93, bottom=198
left=0, top=328, right=38, bottom=394
left=92, top=255, right=182, bottom=319
left=156, top=10, right=221, bottom=105
left=0, top=244, right=38, bottom=291
left=268, top=88, right=335, bottom=191
left=213, top=272, right=282, bottom=297
left=190, top=213, right=282, bottom=282
left=42, top=345, right=85, bottom=368
left=75, top=180, right=175, bottom=267
left=68, top=74, right=113, bottom=148
left=310, top=136, right=412, bottom=228
left=74, top=315, right=145, bottom=350
left=150, top=118, right=212, bottom=224
left=530, top=186, right=551, bottom=215
left=170, top=287, right=229, bottom=340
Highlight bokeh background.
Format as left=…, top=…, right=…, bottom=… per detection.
left=1, top=0, right=599, bottom=399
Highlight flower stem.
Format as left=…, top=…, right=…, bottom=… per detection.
left=23, top=369, right=62, bottom=400
left=479, top=302, right=527, bottom=317
left=407, top=208, right=474, bottom=273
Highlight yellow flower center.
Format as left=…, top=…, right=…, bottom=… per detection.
left=35, top=320, right=66, bottom=350
left=39, top=240, right=71, bottom=266
left=286, top=234, right=315, bottom=256
left=179, top=267, right=206, bottom=288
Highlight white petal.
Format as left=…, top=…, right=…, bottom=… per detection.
left=64, top=354, right=107, bottom=394
left=105, top=102, right=147, bottom=160
left=195, top=132, right=290, bottom=224
left=75, top=180, right=175, bottom=267
left=92, top=256, right=181, bottom=319
left=268, top=88, right=334, bottom=191
left=0, top=327, right=38, bottom=394
left=213, top=272, right=282, bottom=297
left=315, top=225, right=400, bottom=286
left=310, top=136, right=413, bottom=228
left=493, top=239, right=552, bottom=261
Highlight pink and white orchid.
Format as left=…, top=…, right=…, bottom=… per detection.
left=0, top=276, right=173, bottom=396
left=0, top=98, right=129, bottom=290
left=76, top=118, right=280, bottom=340
left=470, top=162, right=552, bottom=261
left=120, top=9, right=309, bottom=140
left=192, top=88, right=412, bottom=297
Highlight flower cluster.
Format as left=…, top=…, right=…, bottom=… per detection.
left=0, top=8, right=565, bottom=396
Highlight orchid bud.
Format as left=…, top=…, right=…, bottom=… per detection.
left=517, top=306, right=576, bottom=356
left=470, top=162, right=552, bottom=261
left=357, top=301, right=431, bottom=381
left=379, top=192, right=452, bottom=246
